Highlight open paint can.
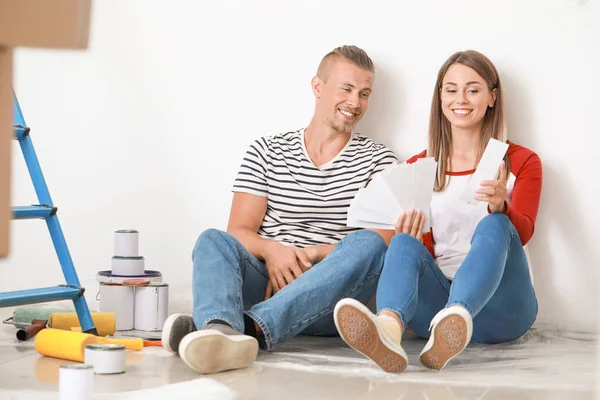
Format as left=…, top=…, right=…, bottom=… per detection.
left=84, top=343, right=126, bottom=374
left=134, top=283, right=169, bottom=331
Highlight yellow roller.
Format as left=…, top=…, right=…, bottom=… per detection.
left=49, top=312, right=116, bottom=336
left=34, top=329, right=99, bottom=362
left=69, top=327, right=144, bottom=351
left=99, top=337, right=143, bottom=351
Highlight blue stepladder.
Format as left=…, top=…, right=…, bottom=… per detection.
left=0, top=92, right=98, bottom=335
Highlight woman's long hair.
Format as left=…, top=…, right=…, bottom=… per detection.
left=427, top=50, right=509, bottom=192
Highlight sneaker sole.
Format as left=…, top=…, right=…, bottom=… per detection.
left=419, top=314, right=468, bottom=370
left=335, top=302, right=407, bottom=373
left=179, top=330, right=258, bottom=374
left=161, top=313, right=186, bottom=354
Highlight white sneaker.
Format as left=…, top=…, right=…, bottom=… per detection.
left=334, top=298, right=407, bottom=373
left=178, top=323, right=258, bottom=374
left=419, top=306, right=473, bottom=370
left=161, top=313, right=196, bottom=354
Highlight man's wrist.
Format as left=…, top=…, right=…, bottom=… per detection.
left=259, top=239, right=278, bottom=261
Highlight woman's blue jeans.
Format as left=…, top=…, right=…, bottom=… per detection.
left=377, top=213, right=538, bottom=344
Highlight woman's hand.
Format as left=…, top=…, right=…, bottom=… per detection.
left=476, top=161, right=508, bottom=213
left=395, top=209, right=425, bottom=240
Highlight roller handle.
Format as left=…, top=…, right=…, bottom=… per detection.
left=16, top=319, right=47, bottom=341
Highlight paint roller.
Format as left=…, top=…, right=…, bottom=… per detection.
left=50, top=312, right=115, bottom=336
left=35, top=328, right=161, bottom=362
left=5, top=308, right=116, bottom=340
left=68, top=327, right=161, bottom=350
left=35, top=329, right=100, bottom=362
left=101, top=337, right=162, bottom=350
left=3, top=308, right=97, bottom=328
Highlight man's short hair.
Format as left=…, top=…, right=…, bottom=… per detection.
left=317, top=45, right=374, bottom=81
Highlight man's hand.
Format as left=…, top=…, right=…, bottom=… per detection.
left=264, top=281, right=274, bottom=300
left=263, top=242, right=312, bottom=296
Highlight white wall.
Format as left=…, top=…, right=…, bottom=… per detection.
left=1, top=0, right=598, bottom=334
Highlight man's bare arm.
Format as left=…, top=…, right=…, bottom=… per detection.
left=226, top=192, right=272, bottom=260
left=227, top=192, right=310, bottom=292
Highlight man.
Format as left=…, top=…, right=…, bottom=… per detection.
left=162, top=45, right=398, bottom=374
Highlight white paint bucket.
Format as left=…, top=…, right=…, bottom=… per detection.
left=59, top=364, right=93, bottom=400
left=134, top=283, right=169, bottom=331
left=111, top=256, right=145, bottom=276
left=114, top=229, right=139, bottom=257
left=84, top=344, right=126, bottom=374
left=98, top=283, right=134, bottom=330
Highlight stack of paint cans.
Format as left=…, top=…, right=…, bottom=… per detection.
left=58, top=344, right=127, bottom=398
left=97, top=230, right=169, bottom=332
left=112, top=230, right=145, bottom=275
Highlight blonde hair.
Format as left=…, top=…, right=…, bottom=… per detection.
left=427, top=50, right=509, bottom=191
left=317, top=45, right=374, bottom=80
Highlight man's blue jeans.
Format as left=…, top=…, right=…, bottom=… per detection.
left=377, top=213, right=538, bottom=344
left=192, top=229, right=387, bottom=350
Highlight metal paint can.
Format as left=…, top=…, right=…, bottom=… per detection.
left=111, top=256, right=145, bottom=276
left=59, top=363, right=93, bottom=400
left=114, top=229, right=139, bottom=257
left=134, top=283, right=169, bottom=331
left=84, top=344, right=126, bottom=374
left=98, top=283, right=134, bottom=330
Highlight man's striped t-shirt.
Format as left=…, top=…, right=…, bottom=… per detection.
left=232, top=129, right=398, bottom=248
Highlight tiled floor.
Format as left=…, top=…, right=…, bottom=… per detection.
left=0, top=307, right=596, bottom=400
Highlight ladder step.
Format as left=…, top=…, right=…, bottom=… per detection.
left=0, top=286, right=83, bottom=308
left=12, top=205, right=56, bottom=220
left=12, top=124, right=30, bottom=140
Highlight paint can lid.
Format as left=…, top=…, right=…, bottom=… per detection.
left=148, top=282, right=169, bottom=287
left=115, top=229, right=138, bottom=234
left=60, top=363, right=94, bottom=370
left=96, top=270, right=163, bottom=284
left=85, top=344, right=126, bottom=351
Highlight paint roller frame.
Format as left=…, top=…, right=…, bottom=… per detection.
left=2, top=316, right=29, bottom=329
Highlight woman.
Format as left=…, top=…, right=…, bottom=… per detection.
left=333, top=50, right=542, bottom=372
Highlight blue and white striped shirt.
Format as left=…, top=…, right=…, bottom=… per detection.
left=233, top=129, right=398, bottom=247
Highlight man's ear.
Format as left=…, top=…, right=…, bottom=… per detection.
left=311, top=76, right=322, bottom=98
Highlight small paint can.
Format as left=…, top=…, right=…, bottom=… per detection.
left=111, top=256, right=145, bottom=276
left=114, top=229, right=139, bottom=257
left=98, top=283, right=134, bottom=330
left=134, top=283, right=169, bottom=331
left=59, top=363, right=94, bottom=400
left=84, top=343, right=126, bottom=374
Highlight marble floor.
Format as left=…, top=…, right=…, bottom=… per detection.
left=0, top=306, right=596, bottom=400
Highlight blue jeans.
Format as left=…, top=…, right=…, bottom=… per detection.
left=192, top=229, right=387, bottom=350
left=377, top=213, right=538, bottom=344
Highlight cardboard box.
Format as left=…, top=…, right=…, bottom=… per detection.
left=0, top=0, right=91, bottom=49
left=0, top=48, right=12, bottom=258
left=0, top=0, right=91, bottom=258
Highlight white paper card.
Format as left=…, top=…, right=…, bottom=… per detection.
left=413, top=158, right=438, bottom=231
left=461, top=138, right=509, bottom=205
left=346, top=158, right=438, bottom=233
left=353, top=176, right=401, bottom=220
left=382, top=163, right=414, bottom=212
